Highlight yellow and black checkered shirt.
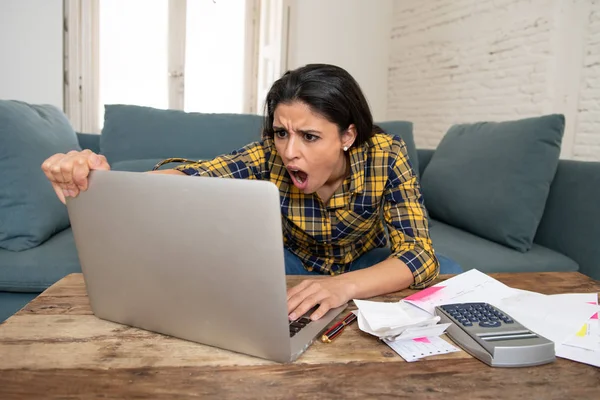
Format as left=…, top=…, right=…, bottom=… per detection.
left=168, top=133, right=439, bottom=288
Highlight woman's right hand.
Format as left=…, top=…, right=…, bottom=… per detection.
left=41, top=150, right=110, bottom=204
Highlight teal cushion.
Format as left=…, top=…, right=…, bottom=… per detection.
left=0, top=228, right=81, bottom=292
left=421, top=114, right=564, bottom=252
left=377, top=121, right=418, bottom=175
left=0, top=292, right=38, bottom=322
left=100, top=105, right=263, bottom=164
left=429, top=219, right=579, bottom=273
left=0, top=101, right=81, bottom=251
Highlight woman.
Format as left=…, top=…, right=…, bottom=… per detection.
left=42, top=64, right=461, bottom=323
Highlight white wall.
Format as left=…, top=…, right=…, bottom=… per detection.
left=387, top=0, right=600, bottom=161
left=286, top=0, right=393, bottom=122
left=0, top=0, right=64, bottom=110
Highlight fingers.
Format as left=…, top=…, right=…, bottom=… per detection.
left=286, top=279, right=311, bottom=301
left=72, top=158, right=90, bottom=191
left=311, top=302, right=334, bottom=321
left=288, top=281, right=331, bottom=321
left=287, top=280, right=319, bottom=315
left=88, top=153, right=110, bottom=171
left=58, top=150, right=79, bottom=192
left=41, top=150, right=108, bottom=202
left=50, top=182, right=67, bottom=205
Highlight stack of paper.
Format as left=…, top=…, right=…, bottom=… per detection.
left=352, top=299, right=459, bottom=361
left=401, top=269, right=600, bottom=367
left=353, top=299, right=448, bottom=340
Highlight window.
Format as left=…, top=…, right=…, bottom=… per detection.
left=99, top=0, right=169, bottom=115
left=64, top=0, right=288, bottom=133
left=98, top=0, right=254, bottom=128
left=184, top=0, right=248, bottom=113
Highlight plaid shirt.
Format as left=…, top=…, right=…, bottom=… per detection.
left=167, top=133, right=439, bottom=288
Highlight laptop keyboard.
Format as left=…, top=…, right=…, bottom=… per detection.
left=288, top=306, right=318, bottom=337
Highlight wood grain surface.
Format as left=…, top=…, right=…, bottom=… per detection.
left=0, top=272, right=598, bottom=399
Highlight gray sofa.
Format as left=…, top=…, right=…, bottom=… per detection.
left=1, top=102, right=599, bottom=322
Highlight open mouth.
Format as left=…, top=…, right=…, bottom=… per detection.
left=287, top=167, right=309, bottom=190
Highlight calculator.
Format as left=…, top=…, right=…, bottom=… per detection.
left=435, top=302, right=555, bottom=367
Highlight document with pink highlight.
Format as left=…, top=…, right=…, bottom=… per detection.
left=383, top=336, right=460, bottom=362
left=402, top=269, right=516, bottom=315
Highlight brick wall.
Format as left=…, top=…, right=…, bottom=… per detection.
left=387, top=0, right=600, bottom=161
left=574, top=4, right=600, bottom=160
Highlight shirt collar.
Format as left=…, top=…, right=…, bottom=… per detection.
left=347, top=143, right=367, bottom=195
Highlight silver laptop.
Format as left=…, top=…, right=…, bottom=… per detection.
left=66, top=170, right=346, bottom=363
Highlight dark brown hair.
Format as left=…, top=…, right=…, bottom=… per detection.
left=262, top=64, right=378, bottom=148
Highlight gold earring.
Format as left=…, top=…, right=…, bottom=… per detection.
left=343, top=146, right=348, bottom=151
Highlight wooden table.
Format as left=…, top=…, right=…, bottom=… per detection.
left=0, top=272, right=598, bottom=399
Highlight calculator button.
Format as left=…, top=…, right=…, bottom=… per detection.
left=479, top=320, right=502, bottom=328
left=503, top=318, right=514, bottom=324
left=462, top=321, right=473, bottom=326
left=441, top=305, right=458, bottom=311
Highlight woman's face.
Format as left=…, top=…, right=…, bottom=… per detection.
left=273, top=101, right=356, bottom=194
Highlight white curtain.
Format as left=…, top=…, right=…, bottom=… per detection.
left=64, top=0, right=99, bottom=133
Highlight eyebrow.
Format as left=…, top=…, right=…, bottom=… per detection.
left=272, top=125, right=322, bottom=135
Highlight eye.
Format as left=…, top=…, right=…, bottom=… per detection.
left=304, top=133, right=318, bottom=142
left=274, top=129, right=287, bottom=139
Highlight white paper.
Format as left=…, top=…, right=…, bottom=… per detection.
left=384, top=336, right=460, bottom=362
left=549, top=293, right=598, bottom=304
left=353, top=299, right=412, bottom=331
left=554, top=292, right=600, bottom=366
left=354, top=299, right=440, bottom=338
left=496, top=291, right=599, bottom=347
left=556, top=344, right=600, bottom=368
left=558, top=293, right=599, bottom=352
left=564, top=320, right=599, bottom=351
left=402, top=269, right=517, bottom=315
left=384, top=323, right=452, bottom=342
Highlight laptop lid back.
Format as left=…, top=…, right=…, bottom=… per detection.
left=67, top=170, right=292, bottom=362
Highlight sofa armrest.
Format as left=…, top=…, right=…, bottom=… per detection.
left=417, top=149, right=435, bottom=177
left=76, top=132, right=101, bottom=154
left=534, top=159, right=600, bottom=280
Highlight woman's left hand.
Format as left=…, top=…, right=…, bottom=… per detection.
left=286, top=276, right=356, bottom=321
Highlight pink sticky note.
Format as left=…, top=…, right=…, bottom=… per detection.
left=413, top=337, right=431, bottom=344
left=405, top=286, right=445, bottom=302
left=585, top=301, right=599, bottom=319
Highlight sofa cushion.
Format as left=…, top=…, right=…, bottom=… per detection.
left=100, top=105, right=264, bottom=164
left=0, top=292, right=38, bottom=322
left=0, top=228, right=81, bottom=292
left=0, top=101, right=81, bottom=251
left=429, top=219, right=578, bottom=273
left=377, top=121, right=418, bottom=175
left=421, top=114, right=564, bottom=252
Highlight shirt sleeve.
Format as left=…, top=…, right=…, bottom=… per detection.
left=382, top=139, right=439, bottom=289
left=172, top=140, right=271, bottom=180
